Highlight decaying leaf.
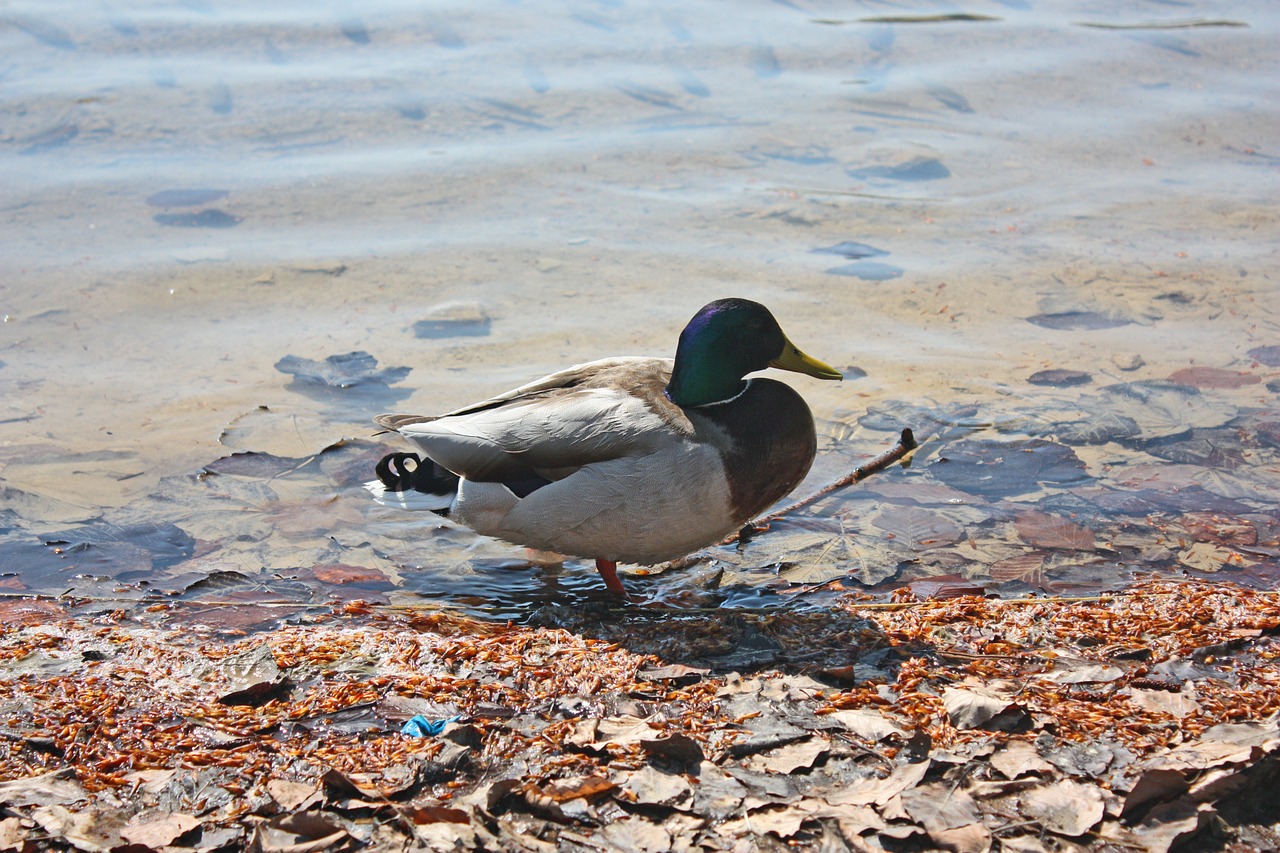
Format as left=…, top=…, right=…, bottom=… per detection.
left=1080, top=380, right=1233, bottom=439
left=899, top=781, right=983, bottom=834
left=533, top=774, right=615, bottom=804
left=0, top=817, right=26, bottom=853
left=120, top=812, right=201, bottom=849
left=872, top=506, right=964, bottom=550
left=639, top=733, right=705, bottom=770
left=942, top=686, right=1026, bottom=730
left=0, top=770, right=87, bottom=807
left=1178, top=541, right=1248, bottom=572
left=987, top=553, right=1045, bottom=585
left=250, top=812, right=356, bottom=853
left=990, top=740, right=1053, bottom=779
left=266, top=779, right=322, bottom=812
left=615, top=765, right=692, bottom=807
left=31, top=805, right=123, bottom=853
left=829, top=708, right=908, bottom=742
left=719, top=803, right=812, bottom=839
left=1037, top=658, right=1126, bottom=684
left=1177, top=511, right=1257, bottom=545
left=599, top=817, right=673, bottom=853
left=1167, top=366, right=1260, bottom=389
left=746, top=735, right=830, bottom=774
left=825, top=759, right=931, bottom=807
left=1014, top=510, right=1096, bottom=550
left=1021, top=778, right=1105, bottom=837
left=929, top=439, right=1089, bottom=498
left=1129, top=687, right=1200, bottom=718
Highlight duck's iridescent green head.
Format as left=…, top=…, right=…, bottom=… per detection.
left=665, top=298, right=842, bottom=407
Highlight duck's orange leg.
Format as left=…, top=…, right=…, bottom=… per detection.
left=595, top=559, right=627, bottom=595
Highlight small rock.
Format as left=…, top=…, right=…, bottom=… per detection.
left=414, top=301, right=492, bottom=339
left=1112, top=353, right=1145, bottom=371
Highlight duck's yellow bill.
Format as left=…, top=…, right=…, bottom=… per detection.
left=770, top=336, right=843, bottom=380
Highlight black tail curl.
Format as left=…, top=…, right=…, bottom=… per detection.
left=375, top=452, right=459, bottom=496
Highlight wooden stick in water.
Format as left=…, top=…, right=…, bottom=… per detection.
left=659, top=428, right=918, bottom=572
left=737, top=427, right=918, bottom=543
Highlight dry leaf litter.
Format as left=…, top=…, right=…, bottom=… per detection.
left=1, top=580, right=1278, bottom=852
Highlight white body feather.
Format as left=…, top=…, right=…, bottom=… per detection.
left=366, top=357, right=740, bottom=565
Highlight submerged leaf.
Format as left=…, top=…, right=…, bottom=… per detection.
left=929, top=438, right=1089, bottom=498
left=1057, top=412, right=1141, bottom=445
left=1028, top=368, right=1092, bottom=387
left=1026, top=311, right=1130, bottom=330
left=275, top=351, right=410, bottom=389
left=847, top=157, right=950, bottom=182
left=1014, top=511, right=1096, bottom=550
left=1167, top=367, right=1260, bottom=389
left=811, top=241, right=888, bottom=259
left=1080, top=380, right=1233, bottom=439
left=153, top=208, right=242, bottom=228
left=1248, top=345, right=1280, bottom=367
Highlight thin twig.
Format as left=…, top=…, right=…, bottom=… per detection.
left=663, top=428, right=919, bottom=573
left=747, top=427, right=918, bottom=534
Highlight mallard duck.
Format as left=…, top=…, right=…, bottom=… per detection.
left=366, top=298, right=841, bottom=594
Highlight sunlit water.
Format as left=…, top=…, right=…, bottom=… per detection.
left=1, top=0, right=1277, bottom=626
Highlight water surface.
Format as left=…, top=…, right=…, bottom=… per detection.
left=2, top=0, right=1277, bottom=625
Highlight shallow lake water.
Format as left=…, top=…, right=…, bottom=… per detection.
left=1, top=0, right=1277, bottom=626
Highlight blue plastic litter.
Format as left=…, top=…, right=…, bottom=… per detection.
left=401, top=715, right=462, bottom=737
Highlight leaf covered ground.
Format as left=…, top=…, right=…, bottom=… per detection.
left=1, top=580, right=1278, bottom=853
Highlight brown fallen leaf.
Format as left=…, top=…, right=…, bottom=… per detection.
left=266, top=779, right=322, bottom=812
left=309, top=564, right=391, bottom=585
left=1177, top=542, right=1247, bottom=572
left=1128, top=687, right=1200, bottom=718
left=1167, top=366, right=1260, bottom=389
left=538, top=774, right=616, bottom=804
left=825, top=759, right=931, bottom=807
left=120, top=813, right=201, bottom=849
left=599, top=817, right=672, bottom=853
left=637, top=664, right=709, bottom=681
left=746, top=735, right=830, bottom=774
left=899, top=781, right=983, bottom=836
left=1102, top=799, right=1211, bottom=853
left=688, top=761, right=749, bottom=819
left=1122, top=768, right=1189, bottom=818
left=31, top=805, right=122, bottom=853
left=1021, top=778, right=1105, bottom=837
left=988, top=553, right=1045, bottom=585
left=0, top=769, right=87, bottom=807
left=720, top=803, right=811, bottom=839
left=829, top=708, right=908, bottom=742
left=941, top=686, right=1025, bottom=729
left=639, top=733, right=704, bottom=770
left=1178, top=511, right=1257, bottom=546
left=989, top=740, right=1053, bottom=780
left=0, top=598, right=68, bottom=627
left=594, top=715, right=657, bottom=748
left=250, top=812, right=356, bottom=853
left=614, top=765, right=692, bottom=807
left=1037, top=658, right=1126, bottom=684
left=403, top=805, right=470, bottom=825
left=1015, top=510, right=1095, bottom=550
left=0, top=818, right=27, bottom=853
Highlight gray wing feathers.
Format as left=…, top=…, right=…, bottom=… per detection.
left=396, top=389, right=668, bottom=482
